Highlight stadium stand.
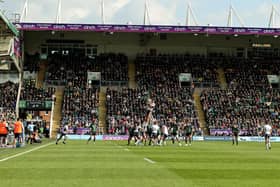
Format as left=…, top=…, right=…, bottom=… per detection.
left=201, top=58, right=280, bottom=136
left=20, top=79, right=55, bottom=101
left=136, top=53, right=219, bottom=88
left=0, top=81, right=18, bottom=109
left=61, top=85, right=99, bottom=128
left=46, top=53, right=128, bottom=86
left=0, top=81, right=18, bottom=127
left=106, top=53, right=203, bottom=135
left=23, top=53, right=40, bottom=72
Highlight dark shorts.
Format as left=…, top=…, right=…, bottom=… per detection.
left=14, top=133, right=22, bottom=138
left=265, top=134, right=270, bottom=139
left=0, top=134, right=7, bottom=138
left=151, top=133, right=158, bottom=139
left=90, top=132, right=96, bottom=136
left=185, top=133, right=192, bottom=137
left=172, top=133, right=177, bottom=137
left=133, top=132, right=139, bottom=137
left=233, top=132, right=238, bottom=137
left=147, top=131, right=152, bottom=137
left=162, top=134, right=168, bottom=139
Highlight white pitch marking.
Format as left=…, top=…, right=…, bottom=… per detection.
left=144, top=157, right=156, bottom=164
left=0, top=142, right=53, bottom=162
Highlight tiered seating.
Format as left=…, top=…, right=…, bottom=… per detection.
left=20, top=80, right=55, bottom=101
left=136, top=53, right=219, bottom=87
left=201, top=59, right=280, bottom=136
left=106, top=53, right=201, bottom=134
left=106, top=88, right=146, bottom=134
left=0, top=81, right=18, bottom=109
left=46, top=53, right=128, bottom=85
left=224, top=59, right=269, bottom=89
left=0, top=81, right=18, bottom=124
left=61, top=85, right=99, bottom=128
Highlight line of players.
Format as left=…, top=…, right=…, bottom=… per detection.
left=54, top=98, right=273, bottom=151
left=127, top=98, right=193, bottom=146
left=127, top=117, right=193, bottom=146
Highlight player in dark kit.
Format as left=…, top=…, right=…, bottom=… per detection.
left=184, top=120, right=193, bottom=146
left=127, top=124, right=135, bottom=146
left=231, top=124, right=239, bottom=145
left=170, top=117, right=182, bottom=146
left=87, top=119, right=97, bottom=144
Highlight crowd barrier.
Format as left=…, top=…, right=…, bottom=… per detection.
left=64, top=135, right=280, bottom=142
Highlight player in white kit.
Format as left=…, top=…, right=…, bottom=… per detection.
left=151, top=121, right=160, bottom=146
left=56, top=124, right=68, bottom=145
left=263, top=123, right=272, bottom=150
left=145, top=98, right=155, bottom=126
left=159, top=124, right=169, bottom=146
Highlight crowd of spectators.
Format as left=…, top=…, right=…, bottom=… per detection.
left=136, top=53, right=219, bottom=87
left=0, top=109, right=16, bottom=126
left=106, top=86, right=199, bottom=135
left=46, top=53, right=128, bottom=86
left=61, top=84, right=99, bottom=128
left=20, top=80, right=55, bottom=101
left=201, top=58, right=280, bottom=136
left=0, top=81, right=18, bottom=109
left=223, top=59, right=270, bottom=89
left=106, top=53, right=203, bottom=135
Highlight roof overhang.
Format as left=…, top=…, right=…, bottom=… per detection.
left=0, top=10, right=19, bottom=37
left=15, top=22, right=280, bottom=36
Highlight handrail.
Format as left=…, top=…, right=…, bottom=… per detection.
left=15, top=72, right=22, bottom=118
left=49, top=100, right=55, bottom=138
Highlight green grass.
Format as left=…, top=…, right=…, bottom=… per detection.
left=0, top=140, right=279, bottom=187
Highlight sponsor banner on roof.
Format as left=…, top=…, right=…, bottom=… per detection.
left=16, top=23, right=280, bottom=35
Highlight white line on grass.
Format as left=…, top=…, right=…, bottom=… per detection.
left=144, top=157, right=156, bottom=164
left=115, top=144, right=130, bottom=152
left=0, top=142, right=53, bottom=162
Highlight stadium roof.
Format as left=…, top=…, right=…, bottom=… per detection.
left=0, top=10, right=19, bottom=37
left=16, top=22, right=280, bottom=37
left=2, top=0, right=280, bottom=28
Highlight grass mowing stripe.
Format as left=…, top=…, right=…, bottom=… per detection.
left=144, top=157, right=156, bottom=164
left=1, top=141, right=279, bottom=187
left=0, top=142, right=53, bottom=162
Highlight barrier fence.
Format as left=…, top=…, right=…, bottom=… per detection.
left=64, top=135, right=280, bottom=142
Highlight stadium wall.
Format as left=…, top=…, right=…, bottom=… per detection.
left=23, top=31, right=279, bottom=59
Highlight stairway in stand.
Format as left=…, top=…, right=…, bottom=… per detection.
left=217, top=68, right=227, bottom=89
left=193, top=88, right=208, bottom=135
left=51, top=87, right=64, bottom=138
left=128, top=61, right=137, bottom=89
left=98, top=86, right=107, bottom=134
left=36, top=60, right=47, bottom=88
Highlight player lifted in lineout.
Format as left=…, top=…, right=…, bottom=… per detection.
left=144, top=98, right=155, bottom=127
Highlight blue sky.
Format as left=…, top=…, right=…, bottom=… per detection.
left=1, top=0, right=280, bottom=27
